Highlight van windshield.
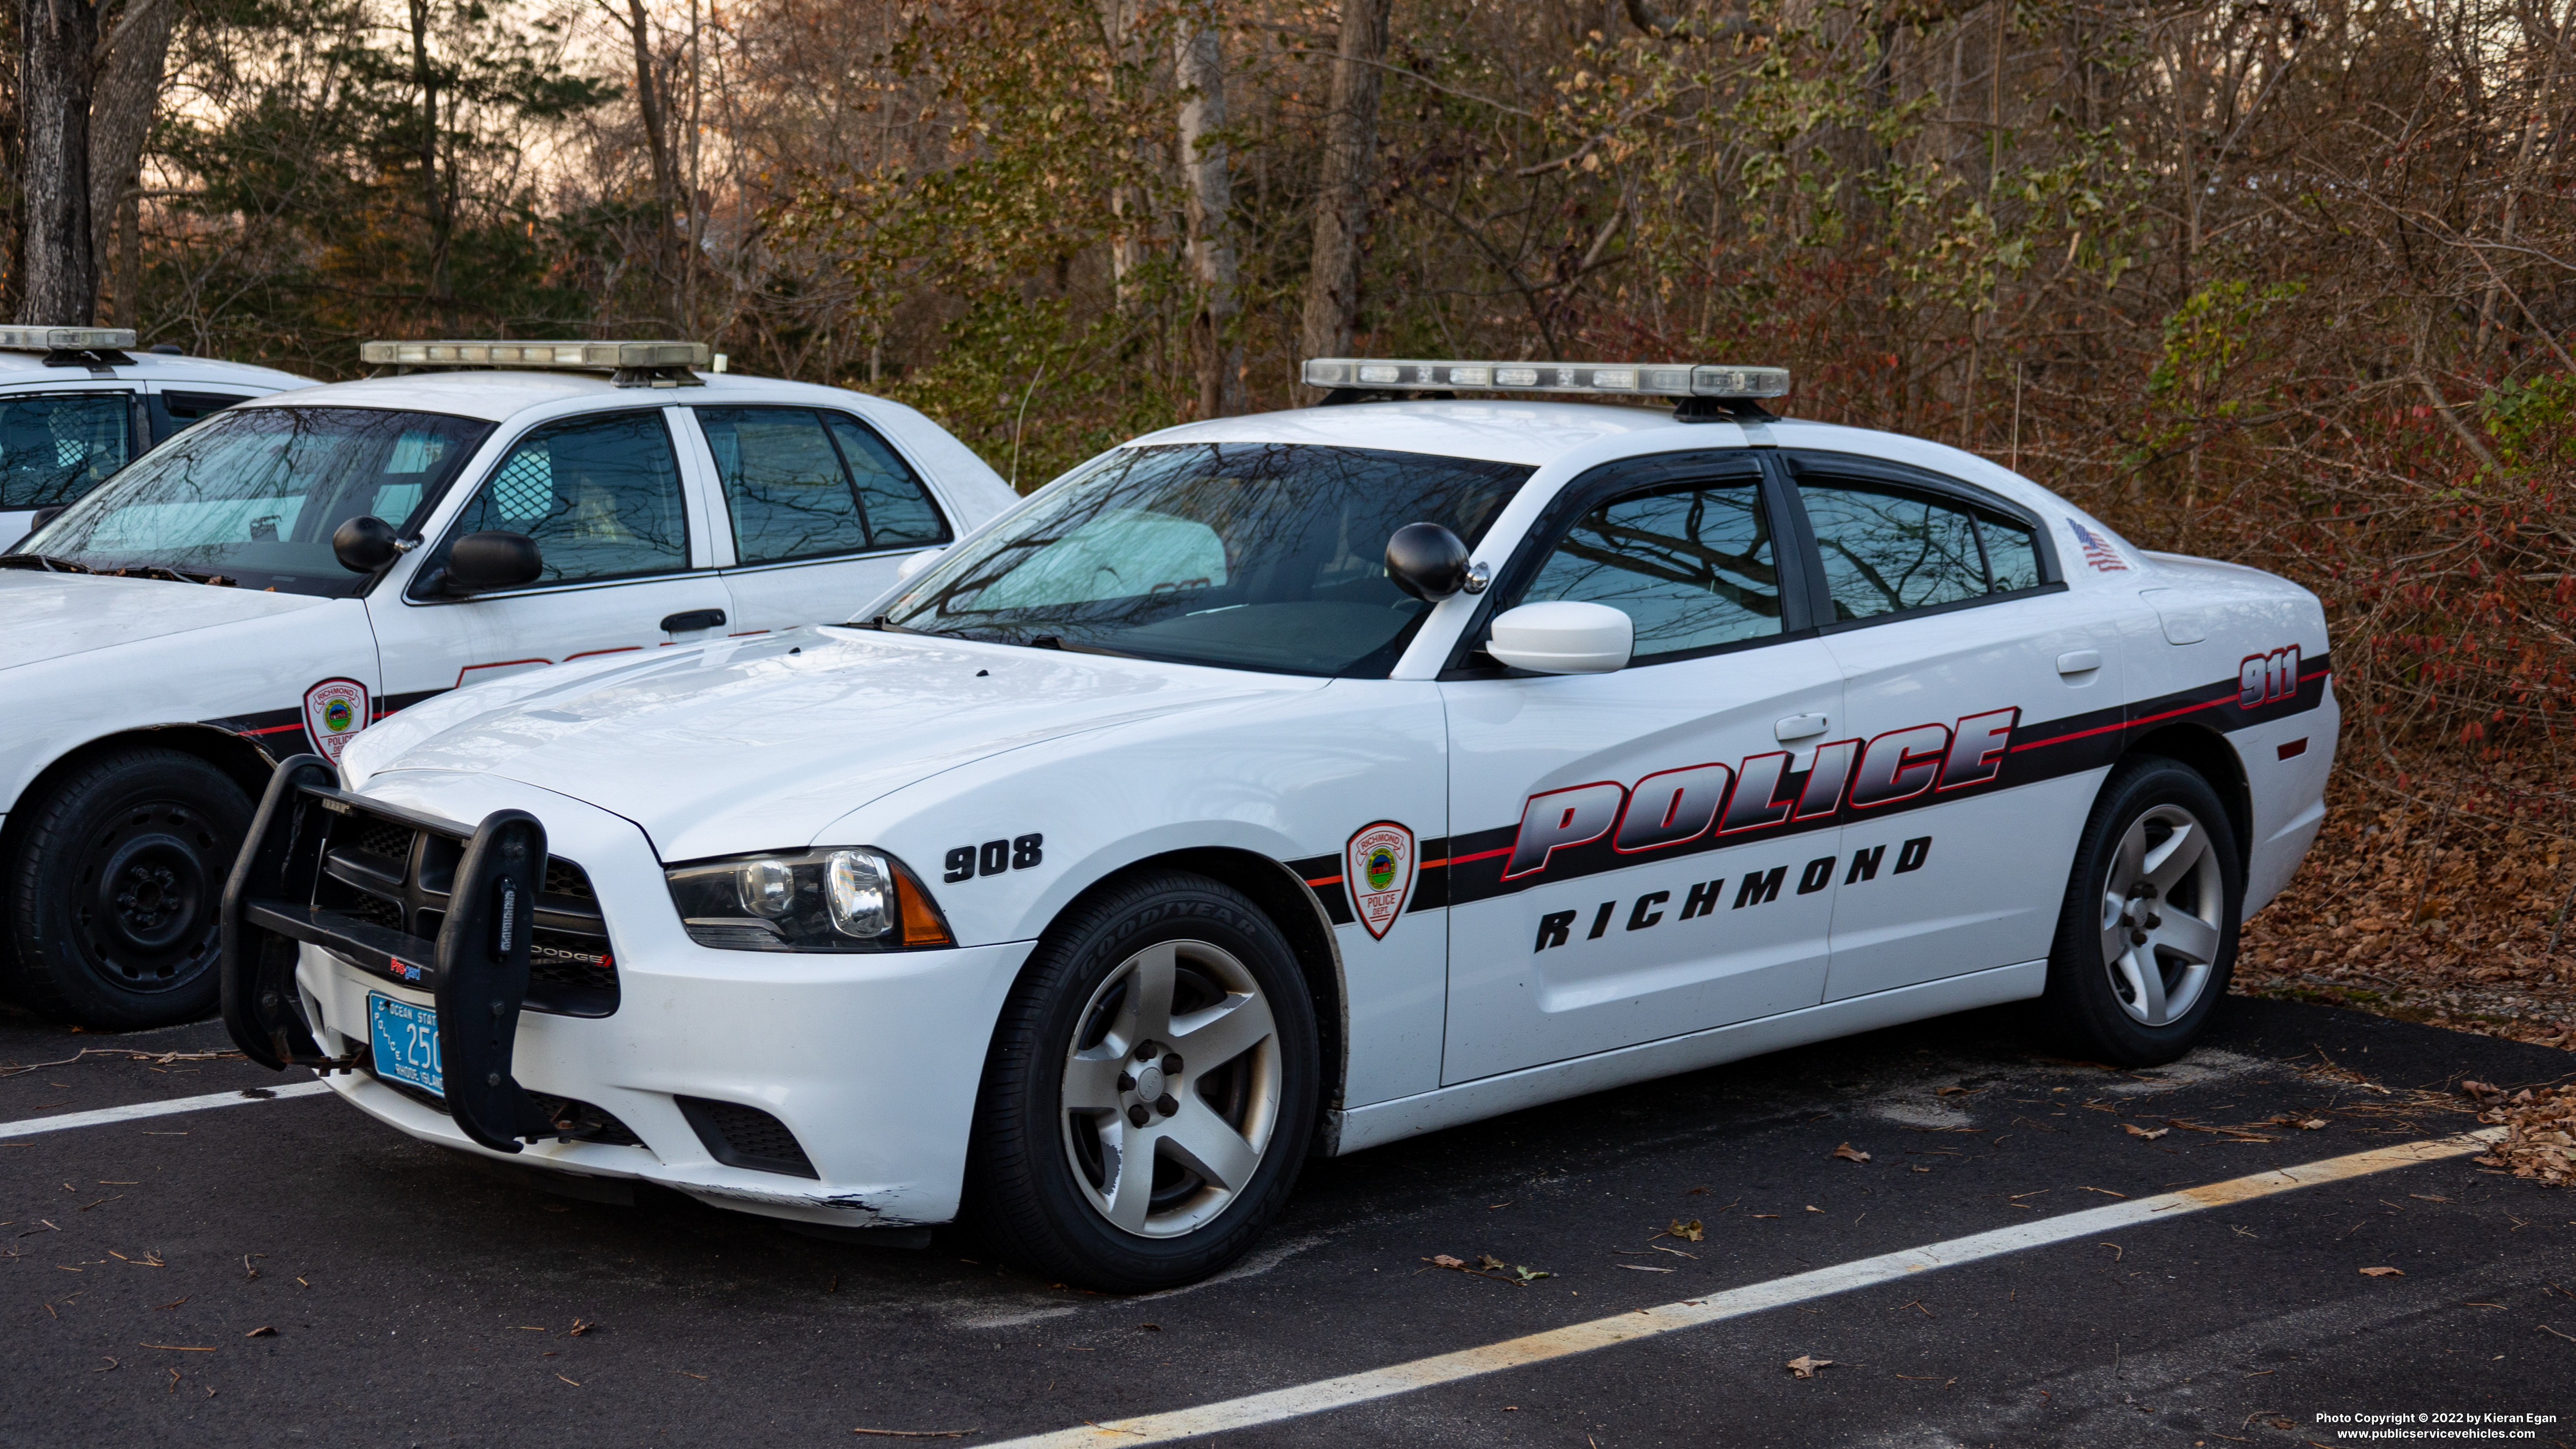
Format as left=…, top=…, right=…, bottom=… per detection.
left=6, top=406, right=492, bottom=596
left=878, top=442, right=1529, bottom=676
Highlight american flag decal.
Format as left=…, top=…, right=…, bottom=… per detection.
left=2068, top=520, right=2130, bottom=572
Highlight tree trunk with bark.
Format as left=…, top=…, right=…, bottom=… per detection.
left=618, top=0, right=687, bottom=333
left=1096, top=0, right=1148, bottom=310
left=17, top=0, right=99, bottom=326
left=1174, top=6, right=1241, bottom=417
left=88, top=0, right=173, bottom=326
left=1297, top=0, right=1392, bottom=372
left=407, top=0, right=457, bottom=331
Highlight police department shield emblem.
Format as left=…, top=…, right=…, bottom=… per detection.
left=1342, top=820, right=1416, bottom=941
left=302, top=677, right=371, bottom=764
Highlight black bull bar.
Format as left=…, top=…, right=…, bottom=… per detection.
left=219, top=754, right=556, bottom=1154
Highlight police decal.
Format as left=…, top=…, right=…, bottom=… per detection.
left=1343, top=821, right=1416, bottom=940
left=302, top=677, right=371, bottom=764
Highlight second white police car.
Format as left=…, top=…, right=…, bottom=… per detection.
left=222, top=358, right=2335, bottom=1291
left=2, top=341, right=1015, bottom=1029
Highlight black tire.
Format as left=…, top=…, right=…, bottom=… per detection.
left=2034, top=755, right=2244, bottom=1068
left=962, top=869, right=1320, bottom=1293
left=1, top=748, right=253, bottom=1029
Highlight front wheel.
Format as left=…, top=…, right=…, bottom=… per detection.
left=1, top=748, right=253, bottom=1029
left=963, top=870, right=1319, bottom=1292
left=2034, top=756, right=2244, bottom=1068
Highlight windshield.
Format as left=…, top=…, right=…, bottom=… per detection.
left=12, top=406, right=493, bottom=596
left=880, top=442, right=1530, bottom=676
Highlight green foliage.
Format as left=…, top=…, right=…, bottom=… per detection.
left=2482, top=372, right=2576, bottom=472
left=2134, top=278, right=2306, bottom=462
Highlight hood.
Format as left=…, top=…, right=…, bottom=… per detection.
left=0, top=570, right=331, bottom=673
left=356, top=626, right=1323, bottom=860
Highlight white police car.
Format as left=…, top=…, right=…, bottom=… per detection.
left=1, top=341, right=1016, bottom=1029
left=221, top=358, right=2335, bottom=1291
left=0, top=326, right=314, bottom=548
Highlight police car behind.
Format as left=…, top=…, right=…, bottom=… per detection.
left=1, top=340, right=1016, bottom=1029
left=222, top=358, right=2335, bottom=1292
left=0, top=326, right=314, bottom=548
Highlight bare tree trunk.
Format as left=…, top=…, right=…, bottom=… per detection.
left=87, top=0, right=173, bottom=321
left=1297, top=0, right=1391, bottom=369
left=17, top=0, right=99, bottom=326
left=1096, top=0, right=1146, bottom=309
left=1175, top=6, right=1242, bottom=417
left=616, top=0, right=686, bottom=331
left=407, top=0, right=457, bottom=331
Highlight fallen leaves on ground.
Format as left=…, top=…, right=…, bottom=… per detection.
left=1785, top=1355, right=1833, bottom=1378
left=567, top=1318, right=601, bottom=1336
left=1666, top=1218, right=1704, bottom=1241
left=2465, top=1082, right=2575, bottom=1185
left=1832, top=1142, right=1871, bottom=1163
left=2359, top=1266, right=2405, bottom=1277
left=2123, top=1123, right=2171, bottom=1140
left=1423, top=1253, right=1551, bottom=1285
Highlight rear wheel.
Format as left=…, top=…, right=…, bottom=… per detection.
left=1, top=748, right=251, bottom=1029
left=2035, top=755, right=2242, bottom=1067
left=963, top=870, right=1319, bottom=1292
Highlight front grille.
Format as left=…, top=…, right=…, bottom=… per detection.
left=309, top=802, right=619, bottom=1016
left=677, top=1096, right=818, bottom=1178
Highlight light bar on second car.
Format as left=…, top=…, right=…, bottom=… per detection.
left=1302, top=357, right=1789, bottom=399
left=0, top=325, right=137, bottom=352
left=359, top=339, right=709, bottom=369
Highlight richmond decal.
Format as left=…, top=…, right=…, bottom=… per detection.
left=1343, top=821, right=1416, bottom=940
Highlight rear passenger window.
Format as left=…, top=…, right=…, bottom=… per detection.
left=1514, top=470, right=1781, bottom=661
left=1797, top=483, right=1984, bottom=622
left=827, top=415, right=948, bottom=550
left=1981, top=517, right=2044, bottom=592
left=148, top=390, right=253, bottom=446
left=697, top=407, right=950, bottom=563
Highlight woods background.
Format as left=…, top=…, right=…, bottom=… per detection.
left=3, top=0, right=2570, bottom=1036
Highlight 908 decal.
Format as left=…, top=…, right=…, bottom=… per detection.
left=944, top=833, right=1043, bottom=883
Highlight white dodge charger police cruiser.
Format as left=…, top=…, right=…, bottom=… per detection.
left=1, top=341, right=1015, bottom=1029
left=220, top=358, right=2335, bottom=1291
left=0, top=325, right=314, bottom=548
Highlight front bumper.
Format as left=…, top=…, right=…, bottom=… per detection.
left=225, top=760, right=1035, bottom=1228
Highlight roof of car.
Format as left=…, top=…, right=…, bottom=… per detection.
left=230, top=368, right=888, bottom=423
left=0, top=348, right=314, bottom=390
left=1127, top=398, right=1691, bottom=467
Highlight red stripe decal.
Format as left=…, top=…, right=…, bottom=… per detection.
left=1442, top=846, right=1513, bottom=866
left=238, top=722, right=306, bottom=736
left=1305, top=874, right=1344, bottom=888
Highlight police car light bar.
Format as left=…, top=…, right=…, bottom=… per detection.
left=1302, top=357, right=1789, bottom=400
left=359, top=339, right=709, bottom=370
left=0, top=326, right=137, bottom=353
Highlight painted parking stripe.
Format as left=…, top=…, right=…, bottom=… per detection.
left=988, top=1128, right=2505, bottom=1449
left=0, top=1080, right=334, bottom=1141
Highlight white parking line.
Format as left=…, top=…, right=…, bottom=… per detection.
left=987, top=1128, right=2506, bottom=1449
left=0, top=1080, right=334, bottom=1141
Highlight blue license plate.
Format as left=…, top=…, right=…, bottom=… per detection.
left=369, top=994, right=444, bottom=1097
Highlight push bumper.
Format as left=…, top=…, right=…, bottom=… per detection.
left=221, top=759, right=1035, bottom=1228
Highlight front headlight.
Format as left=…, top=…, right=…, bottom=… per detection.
left=665, top=847, right=955, bottom=951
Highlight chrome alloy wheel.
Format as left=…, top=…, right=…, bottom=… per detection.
left=1060, top=939, right=1282, bottom=1239
left=2097, top=802, right=2227, bottom=1026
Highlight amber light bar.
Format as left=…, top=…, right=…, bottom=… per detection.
left=1302, top=357, right=1789, bottom=398
left=359, top=340, right=709, bottom=369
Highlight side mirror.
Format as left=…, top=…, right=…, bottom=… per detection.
left=895, top=546, right=944, bottom=581
left=332, top=515, right=401, bottom=573
left=1385, top=521, right=1470, bottom=601
left=1487, top=601, right=1633, bottom=675
left=445, top=530, right=544, bottom=593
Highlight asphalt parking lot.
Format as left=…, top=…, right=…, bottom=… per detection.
left=2, top=996, right=2567, bottom=1448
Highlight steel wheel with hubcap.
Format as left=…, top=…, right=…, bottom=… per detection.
left=2, top=747, right=253, bottom=1029
left=968, top=870, right=1318, bottom=1292
left=2038, top=755, right=2244, bottom=1067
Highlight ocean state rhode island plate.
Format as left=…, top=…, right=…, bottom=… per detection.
left=368, top=994, right=445, bottom=1096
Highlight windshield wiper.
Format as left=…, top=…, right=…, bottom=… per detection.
left=0, top=552, right=93, bottom=574
left=102, top=564, right=237, bottom=587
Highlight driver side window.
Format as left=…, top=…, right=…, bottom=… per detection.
left=447, top=411, right=689, bottom=585
left=1512, top=468, right=1783, bottom=663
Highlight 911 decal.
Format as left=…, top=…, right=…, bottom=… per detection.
left=2239, top=645, right=2302, bottom=709
left=944, top=833, right=1043, bottom=882
left=1535, top=836, right=1930, bottom=951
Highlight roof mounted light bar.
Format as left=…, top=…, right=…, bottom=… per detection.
left=1, top=325, right=139, bottom=372
left=359, top=339, right=710, bottom=388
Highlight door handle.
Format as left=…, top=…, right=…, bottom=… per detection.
left=661, top=608, right=727, bottom=634
left=2056, top=648, right=2103, bottom=676
left=1774, top=713, right=1830, bottom=743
